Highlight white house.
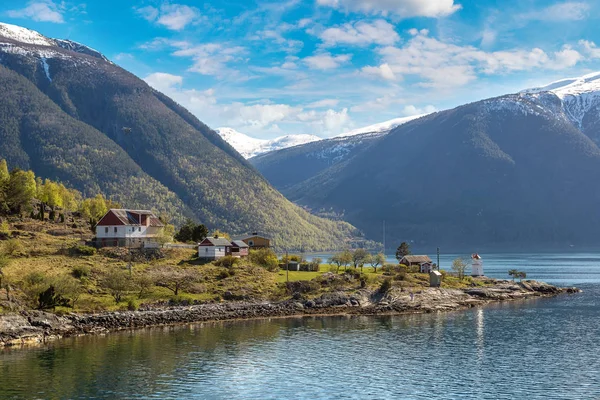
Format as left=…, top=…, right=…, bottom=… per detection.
left=198, top=237, right=233, bottom=260
left=95, top=209, right=164, bottom=248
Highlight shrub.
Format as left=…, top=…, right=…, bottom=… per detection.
left=37, top=285, right=69, bottom=310
left=249, top=248, right=279, bottom=271
left=71, top=245, right=96, bottom=256
left=0, top=220, right=9, bottom=234
left=127, top=299, right=138, bottom=311
left=394, top=271, right=407, bottom=281
left=3, top=239, right=23, bottom=256
left=214, top=255, right=239, bottom=268
left=379, top=278, right=392, bottom=294
left=216, top=270, right=230, bottom=280
left=72, top=265, right=91, bottom=279
left=286, top=280, right=320, bottom=294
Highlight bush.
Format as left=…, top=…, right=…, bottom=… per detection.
left=379, top=278, right=392, bottom=294
left=0, top=220, right=9, bottom=234
left=249, top=248, right=279, bottom=271
left=3, top=239, right=23, bottom=256
left=214, top=255, right=239, bottom=268
left=127, top=299, right=138, bottom=311
left=71, top=245, right=96, bottom=256
left=394, top=271, right=407, bottom=281
left=216, top=270, right=231, bottom=280
left=72, top=265, right=91, bottom=279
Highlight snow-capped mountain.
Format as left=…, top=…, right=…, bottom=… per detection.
left=335, top=114, right=427, bottom=138
left=216, top=127, right=321, bottom=158
left=521, top=72, right=600, bottom=137
left=0, top=22, right=110, bottom=63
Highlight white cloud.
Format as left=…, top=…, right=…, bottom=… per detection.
left=304, top=52, right=352, bottom=70
left=7, top=0, right=64, bottom=23
left=143, top=72, right=353, bottom=136
left=174, top=45, right=246, bottom=76
left=365, top=30, right=587, bottom=89
left=361, top=63, right=397, bottom=80
left=307, top=99, right=340, bottom=108
left=316, top=0, right=461, bottom=18
left=522, top=2, right=590, bottom=21
left=135, top=3, right=202, bottom=30
left=578, top=40, right=600, bottom=58
left=319, top=20, right=400, bottom=47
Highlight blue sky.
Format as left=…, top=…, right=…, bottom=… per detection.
left=2, top=0, right=600, bottom=138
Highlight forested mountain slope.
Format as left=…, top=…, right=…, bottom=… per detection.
left=0, top=22, right=358, bottom=250
left=280, top=93, right=600, bottom=250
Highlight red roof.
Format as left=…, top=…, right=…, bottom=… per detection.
left=96, top=209, right=164, bottom=227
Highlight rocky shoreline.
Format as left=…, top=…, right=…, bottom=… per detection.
left=0, top=280, right=580, bottom=347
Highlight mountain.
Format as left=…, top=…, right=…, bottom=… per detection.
left=216, top=127, right=320, bottom=158
left=0, top=22, right=359, bottom=251
left=250, top=114, right=429, bottom=192
left=256, top=73, right=600, bottom=250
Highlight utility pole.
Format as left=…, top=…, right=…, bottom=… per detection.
left=383, top=220, right=386, bottom=255
left=437, top=247, right=440, bottom=271
left=286, top=248, right=289, bottom=283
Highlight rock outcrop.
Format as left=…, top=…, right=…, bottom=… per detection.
left=0, top=280, right=580, bottom=347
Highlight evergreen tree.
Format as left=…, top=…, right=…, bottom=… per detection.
left=395, top=242, right=411, bottom=262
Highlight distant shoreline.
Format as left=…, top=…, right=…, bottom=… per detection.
left=0, top=280, right=580, bottom=348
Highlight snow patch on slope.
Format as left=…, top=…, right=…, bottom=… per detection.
left=335, top=114, right=426, bottom=138
left=217, top=128, right=321, bottom=158
left=522, top=71, right=600, bottom=129
left=40, top=58, right=51, bottom=81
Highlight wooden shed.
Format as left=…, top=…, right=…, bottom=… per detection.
left=430, top=270, right=443, bottom=287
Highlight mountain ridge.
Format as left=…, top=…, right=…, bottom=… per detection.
left=0, top=22, right=359, bottom=251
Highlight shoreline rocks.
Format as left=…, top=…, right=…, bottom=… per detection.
left=0, top=280, right=580, bottom=348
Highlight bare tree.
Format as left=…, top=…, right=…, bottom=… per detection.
left=148, top=266, right=200, bottom=296
left=370, top=252, right=386, bottom=273
left=102, top=269, right=132, bottom=303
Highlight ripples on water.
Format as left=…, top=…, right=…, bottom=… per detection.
left=2, top=253, right=600, bottom=399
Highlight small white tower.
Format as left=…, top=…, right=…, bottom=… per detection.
left=471, top=253, right=484, bottom=277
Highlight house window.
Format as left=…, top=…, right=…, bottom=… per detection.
left=205, top=248, right=208, bottom=253
left=139, top=227, right=141, bottom=232
left=248, top=240, right=254, bottom=246
left=105, top=227, right=108, bottom=234
left=114, top=227, right=117, bottom=233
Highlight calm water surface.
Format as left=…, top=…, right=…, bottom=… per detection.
left=1, top=253, right=600, bottom=399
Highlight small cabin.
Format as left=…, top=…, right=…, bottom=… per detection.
left=239, top=233, right=271, bottom=249
left=399, top=255, right=433, bottom=273
left=430, top=270, right=442, bottom=287
left=198, top=237, right=233, bottom=260
left=231, top=240, right=249, bottom=258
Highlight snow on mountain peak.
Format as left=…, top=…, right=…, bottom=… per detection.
left=0, top=22, right=110, bottom=62
left=521, top=71, right=600, bottom=98
left=0, top=22, right=55, bottom=46
left=216, top=128, right=321, bottom=158
left=335, top=114, right=427, bottom=138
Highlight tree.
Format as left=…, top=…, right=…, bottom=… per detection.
left=508, top=269, right=519, bottom=281
left=452, top=257, right=467, bottom=280
left=156, top=224, right=175, bottom=247
left=339, top=249, right=353, bottom=271
left=517, top=271, right=527, bottom=282
left=370, top=252, right=386, bottom=273
left=0, top=160, right=8, bottom=214
left=352, top=248, right=369, bottom=271
left=174, top=219, right=208, bottom=243
left=0, top=254, right=9, bottom=295
left=6, top=169, right=36, bottom=214
left=248, top=248, right=279, bottom=271
left=147, top=266, right=200, bottom=296
left=328, top=254, right=343, bottom=273
left=102, top=269, right=132, bottom=303
left=395, top=242, right=411, bottom=262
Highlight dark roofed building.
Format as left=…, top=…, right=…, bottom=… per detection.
left=198, top=236, right=233, bottom=260
left=399, top=255, right=434, bottom=273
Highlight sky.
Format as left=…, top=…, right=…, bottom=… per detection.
left=1, top=0, right=600, bottom=138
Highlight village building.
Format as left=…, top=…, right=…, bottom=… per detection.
left=430, top=270, right=443, bottom=287
left=399, top=255, right=434, bottom=273
left=231, top=240, right=249, bottom=258
left=198, top=237, right=233, bottom=260
left=237, top=233, right=271, bottom=249
left=95, top=209, right=163, bottom=248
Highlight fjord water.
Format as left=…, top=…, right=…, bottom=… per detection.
left=2, top=254, right=600, bottom=399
